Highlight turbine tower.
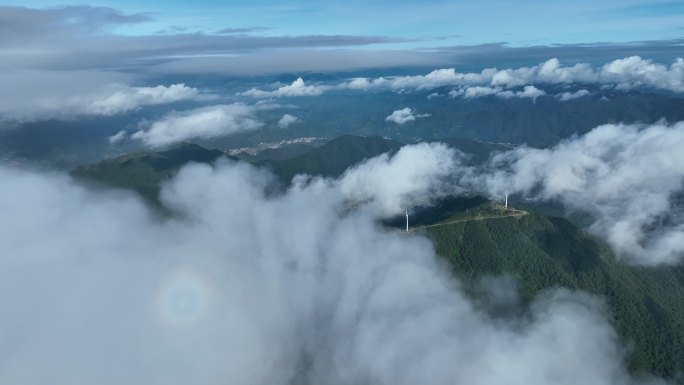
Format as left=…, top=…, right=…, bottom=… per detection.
left=405, top=208, right=409, bottom=232
left=505, top=192, right=508, bottom=209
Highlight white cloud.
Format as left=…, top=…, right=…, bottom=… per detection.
left=600, top=56, right=684, bottom=92
left=0, top=145, right=663, bottom=384
left=108, top=130, right=128, bottom=144
left=557, top=89, right=591, bottom=101
left=84, top=83, right=200, bottom=116
left=0, top=70, right=201, bottom=122
left=360, top=68, right=487, bottom=91
left=450, top=86, right=496, bottom=98
left=346, top=77, right=372, bottom=90
left=466, top=120, right=684, bottom=265
left=514, top=85, right=546, bottom=99
left=277, top=113, right=299, bottom=128
left=451, top=85, right=545, bottom=100
left=337, top=142, right=457, bottom=216
left=385, top=107, right=430, bottom=125
left=131, top=104, right=264, bottom=148
left=253, top=57, right=684, bottom=98
left=240, top=78, right=329, bottom=98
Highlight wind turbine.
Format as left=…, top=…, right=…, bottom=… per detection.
left=505, top=192, right=508, bottom=209
left=406, top=208, right=409, bottom=232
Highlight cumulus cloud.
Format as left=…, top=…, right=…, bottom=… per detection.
left=0, top=145, right=664, bottom=384
left=385, top=107, right=431, bottom=124
left=337, top=143, right=457, bottom=216
left=108, top=130, right=128, bottom=144
left=449, top=86, right=498, bottom=99
left=515, top=85, right=546, bottom=99
left=353, top=68, right=474, bottom=91
left=346, top=77, right=373, bottom=90
left=84, top=83, right=200, bottom=116
left=131, top=104, right=264, bottom=148
left=449, top=86, right=546, bottom=100
left=261, top=56, right=682, bottom=98
left=449, top=85, right=546, bottom=100
left=557, top=89, right=591, bottom=101
left=465, top=121, right=684, bottom=265
left=277, top=113, right=299, bottom=128
left=0, top=71, right=200, bottom=122
left=600, top=56, right=684, bottom=92
left=240, top=78, right=329, bottom=98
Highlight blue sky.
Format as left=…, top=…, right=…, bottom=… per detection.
left=5, top=0, right=684, bottom=47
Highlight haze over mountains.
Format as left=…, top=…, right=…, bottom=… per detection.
left=2, top=2, right=684, bottom=385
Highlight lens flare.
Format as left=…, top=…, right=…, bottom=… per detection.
left=156, top=269, right=211, bottom=326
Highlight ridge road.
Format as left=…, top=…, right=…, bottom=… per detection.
left=409, top=207, right=528, bottom=232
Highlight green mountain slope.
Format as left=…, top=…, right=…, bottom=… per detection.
left=70, top=136, right=405, bottom=201
left=261, top=135, right=403, bottom=183
left=419, top=203, right=684, bottom=380
left=71, top=143, right=230, bottom=203
left=69, top=135, right=508, bottom=193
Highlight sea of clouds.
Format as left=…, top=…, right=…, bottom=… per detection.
left=0, top=142, right=669, bottom=384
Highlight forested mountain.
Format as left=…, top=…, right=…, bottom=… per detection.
left=71, top=143, right=230, bottom=203
left=418, top=200, right=684, bottom=379
left=69, top=135, right=684, bottom=381
left=260, top=135, right=403, bottom=184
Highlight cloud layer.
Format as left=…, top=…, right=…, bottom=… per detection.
left=465, top=121, right=684, bottom=265
left=385, top=107, right=431, bottom=124
left=0, top=144, right=664, bottom=384
left=0, top=5, right=432, bottom=122
left=241, top=78, right=329, bottom=98
left=0, top=5, right=412, bottom=74
left=449, top=85, right=546, bottom=100
left=350, top=56, right=684, bottom=93
left=556, top=89, right=591, bottom=101
left=277, top=113, right=299, bottom=128
left=130, top=104, right=266, bottom=148
left=0, top=70, right=200, bottom=122
left=239, top=56, right=684, bottom=99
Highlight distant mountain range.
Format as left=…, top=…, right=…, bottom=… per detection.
left=5, top=89, right=684, bottom=169
left=70, top=135, right=684, bottom=382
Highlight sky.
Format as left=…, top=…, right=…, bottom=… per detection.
left=4, top=0, right=684, bottom=47
left=1, top=0, right=683, bottom=80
